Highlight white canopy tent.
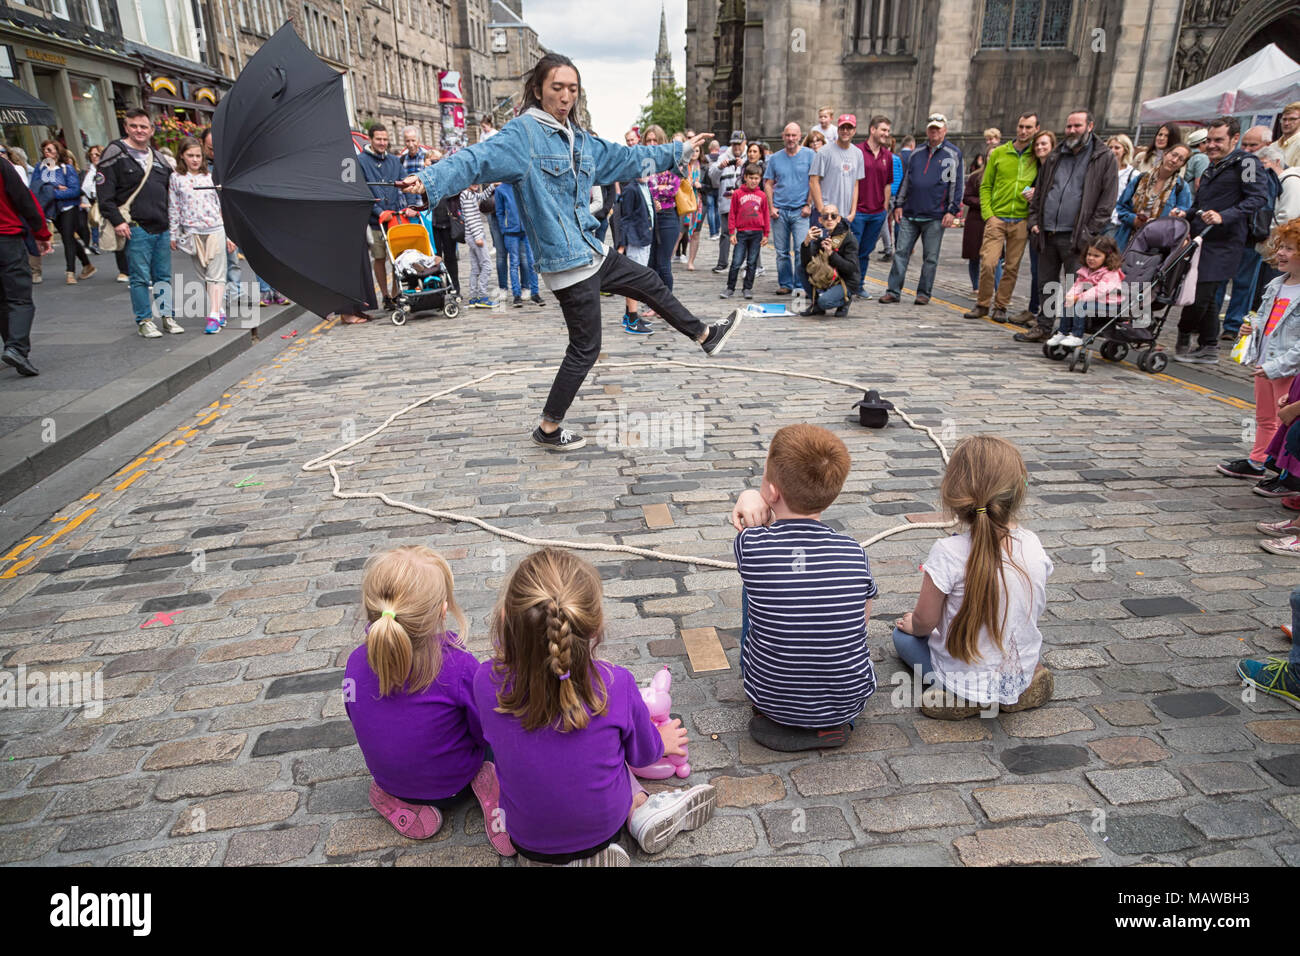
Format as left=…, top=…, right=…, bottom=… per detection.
left=1138, top=44, right=1300, bottom=127
left=1235, top=68, right=1300, bottom=115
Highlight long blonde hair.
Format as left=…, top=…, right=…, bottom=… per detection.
left=491, top=548, right=608, bottom=732
left=939, top=435, right=1030, bottom=664
left=361, top=546, right=467, bottom=696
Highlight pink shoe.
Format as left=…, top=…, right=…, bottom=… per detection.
left=369, top=781, right=442, bottom=839
left=471, top=761, right=515, bottom=856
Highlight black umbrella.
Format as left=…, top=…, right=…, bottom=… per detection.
left=211, top=22, right=376, bottom=317
left=0, top=79, right=56, bottom=126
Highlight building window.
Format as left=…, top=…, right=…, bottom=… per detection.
left=85, top=0, right=104, bottom=30
left=980, top=0, right=1071, bottom=50
left=852, top=0, right=913, bottom=55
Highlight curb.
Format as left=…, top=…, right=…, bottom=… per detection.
left=0, top=304, right=308, bottom=507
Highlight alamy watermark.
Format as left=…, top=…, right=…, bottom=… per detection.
left=0, top=665, right=103, bottom=718
left=595, top=404, right=707, bottom=457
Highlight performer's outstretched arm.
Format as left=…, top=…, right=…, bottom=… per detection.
left=588, top=139, right=684, bottom=188
left=409, top=122, right=528, bottom=205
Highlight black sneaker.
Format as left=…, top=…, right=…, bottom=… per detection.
left=799, top=305, right=827, bottom=317
left=1217, top=458, right=1266, bottom=479
left=833, top=304, right=849, bottom=317
left=701, top=310, right=742, bottom=356
left=531, top=294, right=546, bottom=307
left=711, top=265, right=728, bottom=274
left=512, top=295, right=523, bottom=308
left=625, top=316, right=654, bottom=335
left=1254, top=474, right=1300, bottom=498
left=532, top=425, right=587, bottom=450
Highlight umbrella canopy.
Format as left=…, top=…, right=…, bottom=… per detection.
left=1139, top=44, right=1300, bottom=126
left=1235, top=68, right=1300, bottom=115
left=212, top=23, right=376, bottom=318
left=0, top=78, right=56, bottom=126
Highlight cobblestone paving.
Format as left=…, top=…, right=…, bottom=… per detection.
left=1, top=247, right=1296, bottom=867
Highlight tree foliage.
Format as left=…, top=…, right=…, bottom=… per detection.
left=636, top=83, right=686, bottom=135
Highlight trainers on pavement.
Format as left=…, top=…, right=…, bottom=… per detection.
left=1254, top=474, right=1300, bottom=498
left=628, top=784, right=716, bottom=854
left=701, top=310, right=742, bottom=356
left=1014, top=326, right=1049, bottom=343
left=1046, top=332, right=1066, bottom=346
left=137, top=320, right=163, bottom=338
left=720, top=288, right=734, bottom=298
left=742, top=289, right=753, bottom=299
left=162, top=317, right=184, bottom=334
left=991, top=308, right=1008, bottom=321
left=1218, top=458, right=1267, bottom=479
left=1236, top=658, right=1300, bottom=708
left=963, top=306, right=988, bottom=319
left=204, top=317, right=220, bottom=334
left=1008, top=309, right=1034, bottom=326
left=532, top=425, right=587, bottom=450
left=369, top=781, right=442, bottom=839
left=1059, top=334, right=1083, bottom=348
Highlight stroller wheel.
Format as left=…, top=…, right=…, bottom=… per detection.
left=1079, top=350, right=1091, bottom=374
left=1100, top=341, right=1127, bottom=362
left=443, top=297, right=461, bottom=318
left=391, top=309, right=407, bottom=326
left=1043, top=343, right=1068, bottom=361
left=1067, top=348, right=1079, bottom=372
left=1146, top=350, right=1168, bottom=373
left=1136, top=349, right=1151, bottom=371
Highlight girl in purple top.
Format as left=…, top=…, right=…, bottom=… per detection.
left=474, top=548, right=716, bottom=866
left=345, top=545, right=512, bottom=855
left=643, top=125, right=683, bottom=296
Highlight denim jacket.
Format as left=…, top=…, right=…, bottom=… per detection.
left=1248, top=274, right=1300, bottom=380
left=416, top=109, right=686, bottom=274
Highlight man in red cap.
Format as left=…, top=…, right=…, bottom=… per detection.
left=0, top=152, right=53, bottom=376
left=810, top=114, right=864, bottom=237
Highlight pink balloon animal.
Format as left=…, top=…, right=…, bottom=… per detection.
left=630, top=666, right=690, bottom=779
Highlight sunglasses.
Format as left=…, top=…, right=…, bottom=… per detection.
left=823, top=214, right=840, bottom=221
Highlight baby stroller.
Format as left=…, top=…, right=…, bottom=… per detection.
left=380, top=203, right=461, bottom=325
left=1043, top=217, right=1206, bottom=374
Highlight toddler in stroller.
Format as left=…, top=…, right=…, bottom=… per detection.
left=380, top=205, right=462, bottom=325
left=1042, top=216, right=1204, bottom=374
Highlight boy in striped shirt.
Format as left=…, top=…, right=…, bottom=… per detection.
left=730, top=424, right=877, bottom=750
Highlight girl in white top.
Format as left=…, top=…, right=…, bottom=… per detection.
left=168, top=137, right=234, bottom=334
left=893, top=435, right=1054, bottom=715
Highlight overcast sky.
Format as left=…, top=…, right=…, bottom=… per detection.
left=523, top=0, right=687, bottom=140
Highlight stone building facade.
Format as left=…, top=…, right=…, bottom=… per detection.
left=685, top=0, right=1300, bottom=155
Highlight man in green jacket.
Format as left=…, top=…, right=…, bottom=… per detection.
left=964, top=112, right=1039, bottom=321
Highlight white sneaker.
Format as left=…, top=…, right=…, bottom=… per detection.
left=628, top=784, right=716, bottom=854
left=137, top=320, right=163, bottom=338
left=1059, top=334, right=1083, bottom=348
left=162, top=316, right=185, bottom=334
left=1045, top=332, right=1065, bottom=346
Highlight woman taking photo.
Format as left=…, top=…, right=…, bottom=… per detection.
left=401, top=52, right=741, bottom=451
left=34, top=140, right=95, bottom=284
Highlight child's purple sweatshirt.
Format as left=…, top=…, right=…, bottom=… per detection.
left=473, top=659, right=663, bottom=854
left=344, top=636, right=485, bottom=800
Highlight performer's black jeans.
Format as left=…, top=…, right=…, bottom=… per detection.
left=544, top=251, right=710, bottom=425
left=0, top=235, right=36, bottom=357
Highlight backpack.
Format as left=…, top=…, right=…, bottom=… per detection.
left=1247, top=167, right=1280, bottom=245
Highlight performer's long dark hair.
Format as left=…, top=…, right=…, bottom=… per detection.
left=521, top=52, right=583, bottom=113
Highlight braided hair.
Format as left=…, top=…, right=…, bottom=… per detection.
left=492, top=548, right=608, bottom=732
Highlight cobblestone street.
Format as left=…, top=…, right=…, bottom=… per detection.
left=1, top=244, right=1297, bottom=868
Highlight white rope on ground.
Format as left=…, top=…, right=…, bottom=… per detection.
left=302, top=359, right=958, bottom=570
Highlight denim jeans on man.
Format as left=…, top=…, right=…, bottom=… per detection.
left=850, top=212, right=886, bottom=294
left=503, top=233, right=539, bottom=298
left=771, top=208, right=810, bottom=293
left=126, top=225, right=173, bottom=324
left=886, top=217, right=944, bottom=298
left=488, top=213, right=508, bottom=290
left=704, top=191, right=719, bottom=238
left=1222, top=247, right=1263, bottom=337
left=727, top=230, right=763, bottom=292
left=0, top=235, right=36, bottom=358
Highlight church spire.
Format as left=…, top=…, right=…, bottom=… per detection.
left=652, top=2, right=675, bottom=89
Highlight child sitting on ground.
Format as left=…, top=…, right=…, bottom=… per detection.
left=345, top=546, right=512, bottom=854
left=1217, top=219, right=1300, bottom=503
left=474, top=548, right=716, bottom=866
left=1047, top=234, right=1124, bottom=349
left=730, top=424, right=877, bottom=750
left=893, top=435, right=1054, bottom=719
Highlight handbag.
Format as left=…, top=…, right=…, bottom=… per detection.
left=675, top=177, right=697, bottom=217
left=99, top=146, right=154, bottom=253
left=176, top=231, right=197, bottom=256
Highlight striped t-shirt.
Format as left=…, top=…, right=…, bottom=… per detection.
left=735, top=519, right=878, bottom=727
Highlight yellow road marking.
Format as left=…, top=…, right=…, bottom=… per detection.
left=0, top=556, right=37, bottom=578
left=113, top=456, right=147, bottom=477
left=37, top=508, right=95, bottom=548
left=2, top=536, right=43, bottom=560
left=114, top=468, right=148, bottom=490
